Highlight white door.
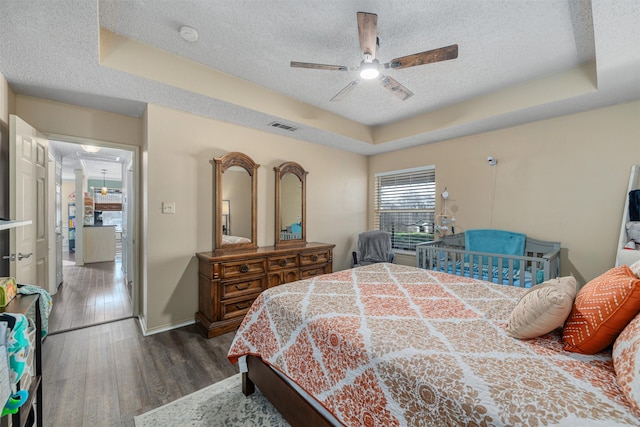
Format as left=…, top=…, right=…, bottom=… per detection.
left=9, top=115, right=48, bottom=287
left=47, top=153, right=62, bottom=294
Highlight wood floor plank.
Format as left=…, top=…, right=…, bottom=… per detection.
left=45, top=375, right=87, bottom=427
left=85, top=329, right=116, bottom=381
left=50, top=330, right=90, bottom=382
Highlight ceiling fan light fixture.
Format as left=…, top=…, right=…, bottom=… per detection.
left=290, top=12, right=458, bottom=101
left=359, top=60, right=380, bottom=80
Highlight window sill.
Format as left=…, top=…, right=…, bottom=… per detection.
left=393, top=249, right=416, bottom=256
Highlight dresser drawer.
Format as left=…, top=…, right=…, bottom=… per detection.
left=219, top=258, right=267, bottom=279
left=221, top=296, right=258, bottom=320
left=223, top=277, right=266, bottom=299
left=268, top=254, right=299, bottom=271
left=300, top=265, right=328, bottom=279
left=300, top=250, right=330, bottom=266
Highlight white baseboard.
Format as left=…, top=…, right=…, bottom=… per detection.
left=139, top=317, right=195, bottom=336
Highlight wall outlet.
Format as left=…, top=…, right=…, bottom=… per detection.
left=162, top=202, right=175, bottom=214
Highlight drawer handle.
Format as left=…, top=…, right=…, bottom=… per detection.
left=240, top=264, right=249, bottom=273
left=312, top=255, right=319, bottom=262
left=235, top=302, right=250, bottom=310
left=279, top=259, right=287, bottom=267
left=235, top=283, right=250, bottom=291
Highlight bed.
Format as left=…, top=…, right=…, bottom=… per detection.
left=227, top=263, right=640, bottom=426
left=221, top=235, right=252, bottom=245
left=416, top=230, right=561, bottom=287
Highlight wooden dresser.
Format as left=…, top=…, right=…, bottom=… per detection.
left=196, top=242, right=334, bottom=338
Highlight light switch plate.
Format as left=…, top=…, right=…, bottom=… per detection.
left=162, top=202, right=175, bottom=214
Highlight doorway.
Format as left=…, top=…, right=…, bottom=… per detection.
left=47, top=139, right=138, bottom=334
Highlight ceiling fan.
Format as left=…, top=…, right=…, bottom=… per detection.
left=291, top=12, right=458, bottom=102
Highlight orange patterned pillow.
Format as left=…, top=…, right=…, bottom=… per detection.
left=563, top=266, right=640, bottom=354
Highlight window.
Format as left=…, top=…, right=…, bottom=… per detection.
left=374, top=166, right=436, bottom=251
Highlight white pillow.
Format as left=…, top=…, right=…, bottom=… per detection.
left=630, top=259, right=640, bottom=278
left=506, top=276, right=577, bottom=339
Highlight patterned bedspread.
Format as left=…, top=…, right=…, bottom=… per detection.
left=228, top=263, right=640, bottom=426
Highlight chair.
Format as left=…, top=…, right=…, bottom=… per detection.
left=352, top=230, right=395, bottom=267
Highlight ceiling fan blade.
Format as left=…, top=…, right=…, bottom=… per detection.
left=379, top=75, right=414, bottom=101
left=330, top=80, right=360, bottom=102
left=357, top=12, right=378, bottom=60
left=290, top=61, right=350, bottom=71
left=384, top=44, right=458, bottom=70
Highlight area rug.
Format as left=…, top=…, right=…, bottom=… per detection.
left=134, top=373, right=289, bottom=426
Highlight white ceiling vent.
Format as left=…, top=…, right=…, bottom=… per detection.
left=268, top=121, right=298, bottom=132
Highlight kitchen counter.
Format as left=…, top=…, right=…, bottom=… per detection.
left=84, top=225, right=116, bottom=263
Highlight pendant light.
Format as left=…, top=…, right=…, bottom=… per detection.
left=101, top=169, right=108, bottom=196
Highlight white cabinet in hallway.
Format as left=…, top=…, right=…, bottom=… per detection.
left=83, top=225, right=116, bottom=263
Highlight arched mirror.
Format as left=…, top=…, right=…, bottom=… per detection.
left=213, top=152, right=259, bottom=250
left=274, top=161, right=307, bottom=247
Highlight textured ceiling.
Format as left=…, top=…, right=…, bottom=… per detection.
left=1, top=0, right=639, bottom=158
left=99, top=0, right=594, bottom=126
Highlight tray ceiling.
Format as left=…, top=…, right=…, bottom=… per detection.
left=1, top=0, right=639, bottom=156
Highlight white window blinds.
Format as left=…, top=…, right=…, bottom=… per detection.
left=374, top=166, right=436, bottom=251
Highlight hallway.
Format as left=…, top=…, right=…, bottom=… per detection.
left=48, top=245, right=132, bottom=334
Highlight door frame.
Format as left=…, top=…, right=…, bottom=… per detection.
left=46, top=133, right=140, bottom=317
left=46, top=151, right=59, bottom=295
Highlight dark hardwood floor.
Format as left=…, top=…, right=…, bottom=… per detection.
left=48, top=246, right=132, bottom=334
left=42, top=319, right=238, bottom=426
left=42, top=244, right=239, bottom=426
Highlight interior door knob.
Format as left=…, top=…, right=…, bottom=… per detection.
left=2, top=254, right=16, bottom=261
left=17, top=252, right=33, bottom=260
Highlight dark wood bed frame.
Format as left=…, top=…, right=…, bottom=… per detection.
left=242, top=355, right=334, bottom=426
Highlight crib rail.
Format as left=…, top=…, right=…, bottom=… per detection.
left=280, top=232, right=302, bottom=241
left=416, top=234, right=560, bottom=287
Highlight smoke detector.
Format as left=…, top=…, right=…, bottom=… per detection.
left=179, top=26, right=198, bottom=42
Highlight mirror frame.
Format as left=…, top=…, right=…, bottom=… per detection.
left=213, top=152, right=259, bottom=250
left=274, top=161, right=307, bottom=247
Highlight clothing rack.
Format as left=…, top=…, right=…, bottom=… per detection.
left=616, top=165, right=640, bottom=266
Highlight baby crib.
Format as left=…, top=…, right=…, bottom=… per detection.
left=416, top=230, right=561, bottom=288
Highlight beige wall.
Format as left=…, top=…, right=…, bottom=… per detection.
left=144, top=104, right=367, bottom=332
left=15, top=95, right=142, bottom=147
left=370, top=100, right=640, bottom=285
left=6, top=69, right=640, bottom=332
